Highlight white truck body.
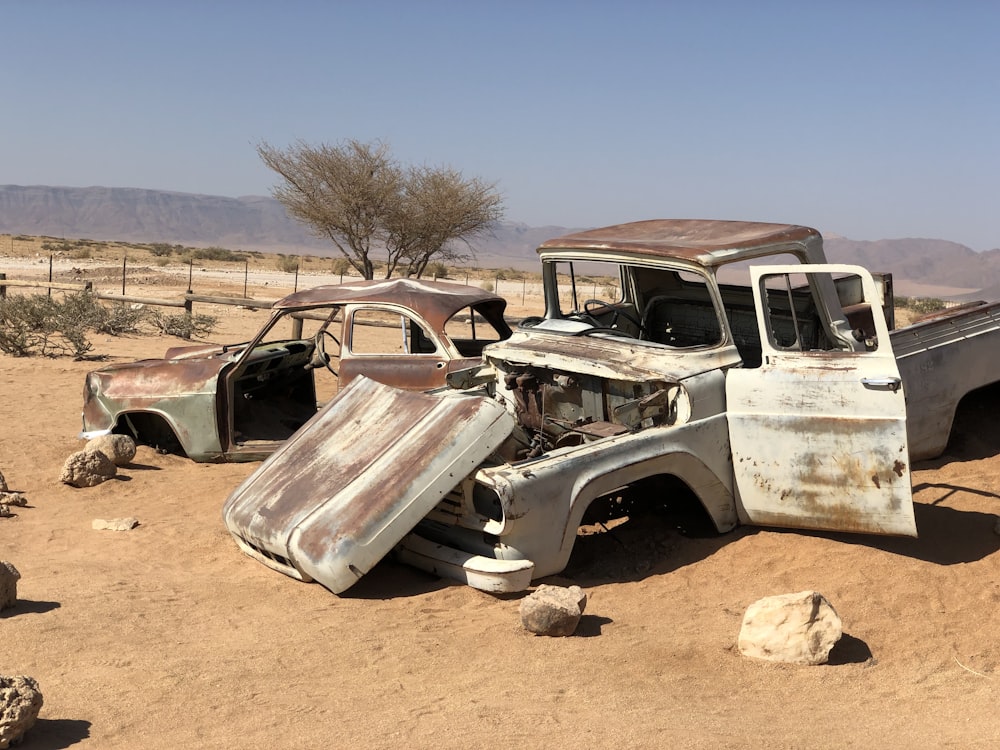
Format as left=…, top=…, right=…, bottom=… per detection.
left=222, top=220, right=1000, bottom=594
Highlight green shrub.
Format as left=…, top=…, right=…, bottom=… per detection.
left=149, top=243, right=174, bottom=257
left=427, top=261, right=449, bottom=279
left=331, top=258, right=352, bottom=276
left=276, top=254, right=300, bottom=273
left=898, top=296, right=947, bottom=316
left=191, top=246, right=243, bottom=263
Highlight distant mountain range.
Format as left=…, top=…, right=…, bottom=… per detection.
left=2, top=184, right=998, bottom=299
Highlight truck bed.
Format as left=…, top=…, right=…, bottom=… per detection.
left=890, top=300, right=1000, bottom=460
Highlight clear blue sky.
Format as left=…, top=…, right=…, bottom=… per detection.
left=3, top=1, right=998, bottom=249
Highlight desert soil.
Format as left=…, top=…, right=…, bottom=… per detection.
left=2, top=269, right=1000, bottom=749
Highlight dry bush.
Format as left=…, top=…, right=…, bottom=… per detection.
left=147, top=310, right=218, bottom=339
left=0, top=291, right=214, bottom=357
left=0, top=293, right=94, bottom=358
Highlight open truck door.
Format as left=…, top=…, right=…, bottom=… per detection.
left=725, top=264, right=916, bottom=537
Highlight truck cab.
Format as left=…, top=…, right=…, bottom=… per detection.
left=223, top=220, right=918, bottom=595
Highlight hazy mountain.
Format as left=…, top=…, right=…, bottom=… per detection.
left=1, top=185, right=997, bottom=295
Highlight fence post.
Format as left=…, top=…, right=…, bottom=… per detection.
left=185, top=296, right=193, bottom=315
left=48, top=254, right=53, bottom=298
left=294, top=265, right=300, bottom=292
left=122, top=255, right=127, bottom=296
left=243, top=261, right=249, bottom=298
left=0, top=272, right=5, bottom=299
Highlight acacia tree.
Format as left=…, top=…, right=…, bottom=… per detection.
left=258, top=139, right=503, bottom=279
left=383, top=166, right=504, bottom=279
left=257, top=139, right=401, bottom=279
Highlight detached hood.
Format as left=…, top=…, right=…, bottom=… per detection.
left=222, top=376, right=514, bottom=594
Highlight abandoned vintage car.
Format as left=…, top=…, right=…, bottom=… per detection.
left=223, top=219, right=1000, bottom=595
left=79, top=278, right=512, bottom=462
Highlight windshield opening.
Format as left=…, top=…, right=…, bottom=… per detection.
left=541, top=259, right=724, bottom=348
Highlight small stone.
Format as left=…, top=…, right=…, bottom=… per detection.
left=85, top=434, right=137, bottom=467
left=60, top=450, right=116, bottom=488
left=738, top=590, right=843, bottom=665
left=0, top=562, right=20, bottom=611
left=92, top=517, right=139, bottom=531
left=0, top=493, right=26, bottom=507
left=519, top=584, right=588, bottom=637
left=0, top=675, right=44, bottom=749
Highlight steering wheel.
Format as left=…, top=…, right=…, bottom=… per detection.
left=583, top=299, right=643, bottom=334
left=312, top=329, right=341, bottom=376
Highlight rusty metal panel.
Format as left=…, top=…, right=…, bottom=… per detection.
left=222, top=376, right=514, bottom=593
left=537, top=220, right=823, bottom=267
left=271, top=278, right=509, bottom=334
left=81, top=357, right=228, bottom=459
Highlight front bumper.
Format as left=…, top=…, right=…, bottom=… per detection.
left=395, top=532, right=534, bottom=593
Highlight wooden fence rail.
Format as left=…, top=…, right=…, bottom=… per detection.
left=0, top=274, right=277, bottom=314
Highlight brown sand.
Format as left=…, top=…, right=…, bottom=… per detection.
left=3, top=287, right=1000, bottom=749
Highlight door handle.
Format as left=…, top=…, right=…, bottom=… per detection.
left=861, top=376, right=901, bottom=392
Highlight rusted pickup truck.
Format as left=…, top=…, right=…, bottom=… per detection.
left=80, top=279, right=511, bottom=462
left=223, top=220, right=1000, bottom=594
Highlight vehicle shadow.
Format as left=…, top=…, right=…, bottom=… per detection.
left=330, top=477, right=1000, bottom=598
left=339, top=557, right=451, bottom=600
left=806, top=497, right=1000, bottom=566
left=561, top=486, right=1000, bottom=590
left=922, top=382, right=1000, bottom=466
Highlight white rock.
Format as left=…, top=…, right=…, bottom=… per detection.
left=519, top=584, right=588, bottom=636
left=92, top=517, right=139, bottom=531
left=738, top=590, right=843, bottom=665
left=85, top=434, right=137, bottom=466
left=60, top=450, right=116, bottom=488
left=0, top=493, right=26, bottom=507
left=0, top=562, right=20, bottom=611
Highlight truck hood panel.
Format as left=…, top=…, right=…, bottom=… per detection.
left=487, top=331, right=740, bottom=381
left=222, top=376, right=514, bottom=594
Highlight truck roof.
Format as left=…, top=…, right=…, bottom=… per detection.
left=537, top=219, right=824, bottom=266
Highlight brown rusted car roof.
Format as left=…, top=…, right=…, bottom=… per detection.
left=537, top=219, right=822, bottom=266
left=272, top=278, right=508, bottom=332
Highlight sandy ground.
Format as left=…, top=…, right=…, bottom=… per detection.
left=3, top=274, right=1000, bottom=749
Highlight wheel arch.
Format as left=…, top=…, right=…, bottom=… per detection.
left=549, top=450, right=738, bottom=576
